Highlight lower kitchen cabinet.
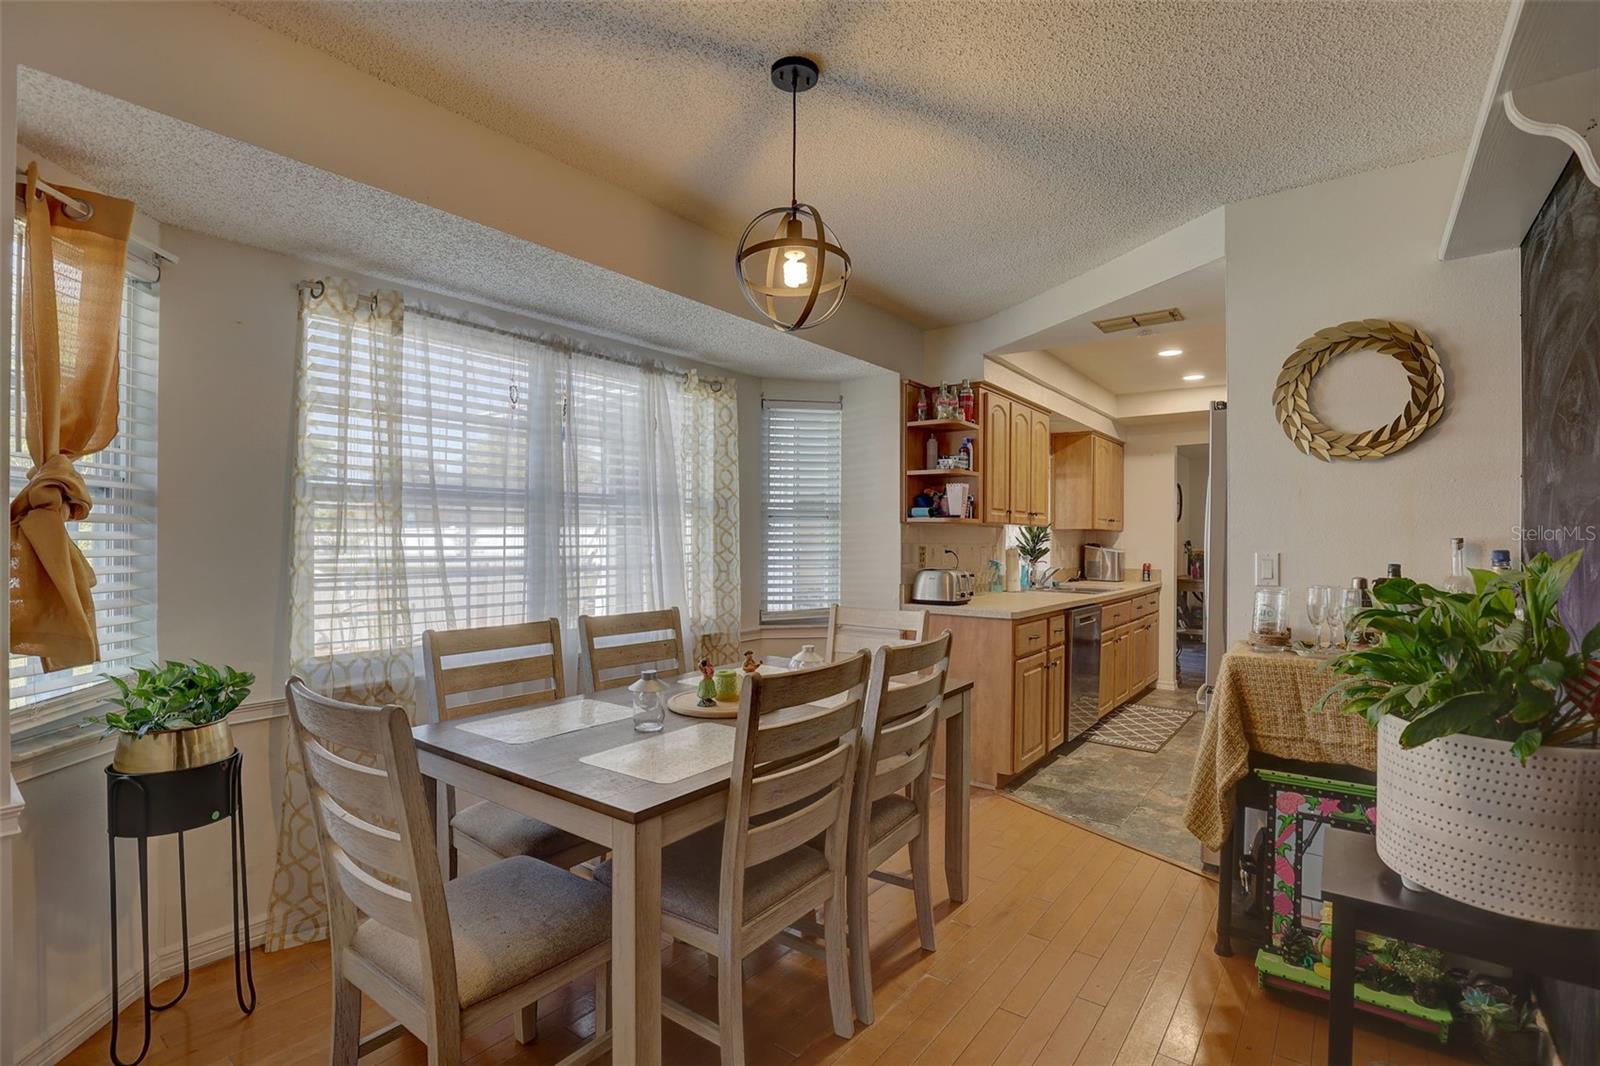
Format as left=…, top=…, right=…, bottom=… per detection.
left=928, top=588, right=1162, bottom=786
left=1013, top=650, right=1048, bottom=770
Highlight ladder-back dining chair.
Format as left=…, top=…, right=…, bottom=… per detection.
left=421, top=621, right=605, bottom=876
left=823, top=605, right=929, bottom=661
left=846, top=631, right=952, bottom=1024
left=578, top=607, right=687, bottom=691
left=284, top=677, right=612, bottom=1065
left=596, top=652, right=869, bottom=1064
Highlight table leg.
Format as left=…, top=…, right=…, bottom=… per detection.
left=1329, top=901, right=1357, bottom=1066
left=612, top=817, right=663, bottom=1066
left=943, top=695, right=972, bottom=904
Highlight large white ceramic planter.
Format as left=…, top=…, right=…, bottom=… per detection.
left=1376, top=714, right=1600, bottom=928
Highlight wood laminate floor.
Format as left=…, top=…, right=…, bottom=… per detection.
left=62, top=790, right=1477, bottom=1066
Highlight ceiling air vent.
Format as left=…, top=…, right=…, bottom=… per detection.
left=1092, top=307, right=1186, bottom=334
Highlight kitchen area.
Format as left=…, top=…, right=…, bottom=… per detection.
left=900, top=377, right=1214, bottom=867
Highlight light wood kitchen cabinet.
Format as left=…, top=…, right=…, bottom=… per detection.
left=1013, top=650, right=1048, bottom=771
left=1028, top=406, right=1051, bottom=524
left=1047, top=643, right=1066, bottom=749
left=1052, top=431, right=1125, bottom=531
left=1008, top=403, right=1033, bottom=524
left=1099, top=630, right=1119, bottom=713
left=982, top=390, right=1011, bottom=524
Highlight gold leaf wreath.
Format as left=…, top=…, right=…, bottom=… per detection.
left=1272, top=319, right=1445, bottom=462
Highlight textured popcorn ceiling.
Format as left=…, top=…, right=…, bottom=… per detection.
left=225, top=0, right=1508, bottom=327
left=16, top=70, right=876, bottom=381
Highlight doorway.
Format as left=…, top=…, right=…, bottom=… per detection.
left=1175, top=443, right=1209, bottom=686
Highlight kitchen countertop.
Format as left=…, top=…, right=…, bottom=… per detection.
left=905, top=577, right=1162, bottom=621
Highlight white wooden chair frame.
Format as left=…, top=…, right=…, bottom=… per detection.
left=421, top=620, right=605, bottom=878
left=845, top=631, right=951, bottom=1024
left=578, top=607, right=688, bottom=692
left=284, top=677, right=611, bottom=1065
left=823, top=605, right=929, bottom=662
left=657, top=653, right=869, bottom=1065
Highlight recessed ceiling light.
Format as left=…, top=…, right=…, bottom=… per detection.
left=1183, top=373, right=1205, bottom=381
left=1158, top=348, right=1183, bottom=357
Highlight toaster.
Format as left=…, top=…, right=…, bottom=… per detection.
left=909, top=568, right=975, bottom=605
left=1083, top=544, right=1124, bottom=582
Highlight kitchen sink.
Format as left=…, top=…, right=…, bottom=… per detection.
left=1047, top=585, right=1121, bottom=594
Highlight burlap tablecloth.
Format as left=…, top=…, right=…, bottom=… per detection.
left=1184, top=642, right=1377, bottom=850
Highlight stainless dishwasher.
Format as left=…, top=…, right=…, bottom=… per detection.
left=1066, top=606, right=1101, bottom=741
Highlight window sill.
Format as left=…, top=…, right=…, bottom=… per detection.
left=11, top=697, right=287, bottom=784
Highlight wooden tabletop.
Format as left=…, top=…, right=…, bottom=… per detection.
left=413, top=671, right=973, bottom=825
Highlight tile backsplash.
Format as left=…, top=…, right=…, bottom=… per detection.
left=901, top=523, right=1121, bottom=597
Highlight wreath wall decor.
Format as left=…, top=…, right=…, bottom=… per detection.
left=1272, top=318, right=1445, bottom=462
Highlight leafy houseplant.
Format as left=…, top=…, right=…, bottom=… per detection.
left=94, top=660, right=255, bottom=773
left=1459, top=979, right=1540, bottom=1066
left=1318, top=550, right=1600, bottom=927
left=1014, top=525, right=1051, bottom=587
left=1319, top=550, right=1600, bottom=759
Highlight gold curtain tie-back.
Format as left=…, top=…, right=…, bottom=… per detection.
left=11, top=453, right=93, bottom=524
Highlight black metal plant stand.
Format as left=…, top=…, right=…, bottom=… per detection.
left=105, top=750, right=256, bottom=1066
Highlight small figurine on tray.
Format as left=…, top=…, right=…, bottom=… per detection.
left=695, top=658, right=718, bottom=707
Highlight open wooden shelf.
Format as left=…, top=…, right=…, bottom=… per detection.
left=905, top=469, right=980, bottom=478
left=905, top=516, right=984, bottom=524
left=905, top=418, right=979, bottom=432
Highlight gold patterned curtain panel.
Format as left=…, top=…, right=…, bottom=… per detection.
left=676, top=371, right=741, bottom=664
left=10, top=163, right=135, bottom=669
left=266, top=278, right=411, bottom=951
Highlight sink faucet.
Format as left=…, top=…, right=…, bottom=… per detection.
left=1036, top=566, right=1061, bottom=586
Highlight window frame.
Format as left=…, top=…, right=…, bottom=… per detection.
left=759, top=397, right=843, bottom=626
left=8, top=225, right=160, bottom=736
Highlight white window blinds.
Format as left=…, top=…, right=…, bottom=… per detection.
left=761, top=398, right=842, bottom=622
left=8, top=222, right=160, bottom=722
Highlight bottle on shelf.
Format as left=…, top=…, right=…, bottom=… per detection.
left=1490, top=549, right=1512, bottom=573
left=1442, top=538, right=1473, bottom=594
left=915, top=389, right=928, bottom=422
left=958, top=437, right=973, bottom=470
left=925, top=435, right=939, bottom=469
left=958, top=379, right=975, bottom=422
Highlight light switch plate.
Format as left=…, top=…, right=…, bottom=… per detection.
left=1255, top=551, right=1280, bottom=586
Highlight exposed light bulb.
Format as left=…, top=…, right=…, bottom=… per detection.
left=1183, top=373, right=1206, bottom=381
left=782, top=249, right=809, bottom=288
left=1158, top=348, right=1183, bottom=357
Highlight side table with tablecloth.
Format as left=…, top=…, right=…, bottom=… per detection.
left=1185, top=642, right=1377, bottom=954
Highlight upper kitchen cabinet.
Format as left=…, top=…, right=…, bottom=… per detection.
left=1052, top=431, right=1124, bottom=531
left=901, top=380, right=1053, bottom=526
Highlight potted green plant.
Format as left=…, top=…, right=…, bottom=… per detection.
left=1459, top=978, right=1541, bottom=1066
left=1318, top=550, right=1600, bottom=927
left=92, top=660, right=255, bottom=773
left=1015, top=524, right=1051, bottom=588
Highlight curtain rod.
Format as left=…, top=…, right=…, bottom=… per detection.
left=14, top=169, right=179, bottom=265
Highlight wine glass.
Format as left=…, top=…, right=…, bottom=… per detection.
left=1305, top=585, right=1332, bottom=650
left=1336, top=587, right=1363, bottom=648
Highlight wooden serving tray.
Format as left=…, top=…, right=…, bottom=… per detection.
left=667, top=690, right=739, bottom=720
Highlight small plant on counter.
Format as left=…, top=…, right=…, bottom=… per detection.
left=1014, top=525, right=1051, bottom=566
left=1317, top=550, right=1600, bottom=759
left=91, top=660, right=256, bottom=737
left=1459, top=978, right=1541, bottom=1065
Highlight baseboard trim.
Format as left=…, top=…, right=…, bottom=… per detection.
left=16, top=915, right=270, bottom=1066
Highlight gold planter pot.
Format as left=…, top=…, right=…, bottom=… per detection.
left=111, top=720, right=236, bottom=774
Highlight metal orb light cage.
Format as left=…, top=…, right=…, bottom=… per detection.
left=735, top=55, right=852, bottom=332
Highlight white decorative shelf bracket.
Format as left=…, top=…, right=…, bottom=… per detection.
left=1500, top=67, right=1600, bottom=190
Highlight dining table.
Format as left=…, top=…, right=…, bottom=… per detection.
left=411, top=665, right=975, bottom=1066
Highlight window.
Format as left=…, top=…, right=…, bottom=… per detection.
left=296, top=308, right=693, bottom=660
left=761, top=398, right=841, bottom=622
left=8, top=222, right=160, bottom=725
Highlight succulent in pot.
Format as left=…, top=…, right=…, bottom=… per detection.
left=92, top=660, right=255, bottom=773
left=1316, top=550, right=1600, bottom=927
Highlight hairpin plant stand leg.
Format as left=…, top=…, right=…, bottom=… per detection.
left=105, top=753, right=256, bottom=1066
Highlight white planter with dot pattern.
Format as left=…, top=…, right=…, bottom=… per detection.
left=1376, top=715, right=1600, bottom=928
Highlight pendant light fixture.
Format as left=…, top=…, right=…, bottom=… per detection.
left=735, top=56, right=852, bottom=332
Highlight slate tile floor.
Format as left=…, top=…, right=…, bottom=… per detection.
left=1007, top=643, right=1207, bottom=869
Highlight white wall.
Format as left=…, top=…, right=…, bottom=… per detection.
left=841, top=374, right=906, bottom=609
left=1224, top=151, right=1521, bottom=640
left=1116, top=415, right=1211, bottom=688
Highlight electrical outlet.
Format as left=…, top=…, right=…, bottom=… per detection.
left=918, top=545, right=928, bottom=567
left=1255, top=551, right=1280, bottom=586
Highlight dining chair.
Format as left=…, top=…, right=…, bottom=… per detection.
left=422, top=621, right=606, bottom=877
left=284, top=677, right=613, bottom=1065
left=846, top=631, right=952, bottom=1024
left=595, top=652, right=870, bottom=1064
left=823, top=605, right=929, bottom=661
left=578, top=607, right=687, bottom=691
